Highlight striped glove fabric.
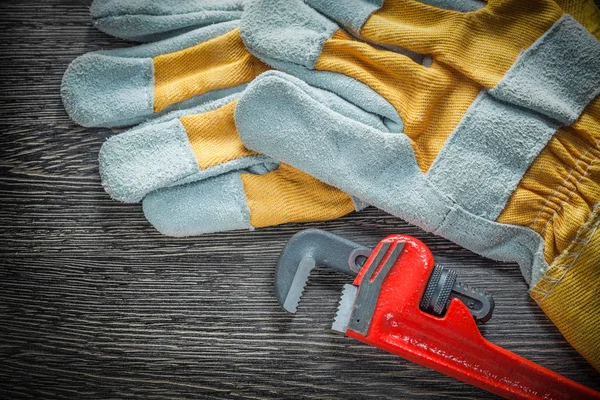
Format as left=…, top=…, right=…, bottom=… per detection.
left=61, top=0, right=365, bottom=237
left=235, top=0, right=600, bottom=369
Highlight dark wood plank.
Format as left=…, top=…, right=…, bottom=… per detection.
left=0, top=1, right=598, bottom=399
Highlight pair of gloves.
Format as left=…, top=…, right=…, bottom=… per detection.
left=63, top=0, right=600, bottom=371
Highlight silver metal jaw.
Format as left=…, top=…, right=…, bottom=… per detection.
left=275, top=229, right=371, bottom=314
left=332, top=284, right=357, bottom=334
left=337, top=242, right=404, bottom=336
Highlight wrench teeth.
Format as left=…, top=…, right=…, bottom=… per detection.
left=290, top=276, right=309, bottom=313
left=282, top=256, right=315, bottom=313
left=332, top=284, right=358, bottom=334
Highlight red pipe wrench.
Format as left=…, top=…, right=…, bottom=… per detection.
left=274, top=229, right=600, bottom=400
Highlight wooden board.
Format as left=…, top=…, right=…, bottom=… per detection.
left=0, top=1, right=598, bottom=398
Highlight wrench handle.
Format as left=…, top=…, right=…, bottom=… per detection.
left=348, top=235, right=599, bottom=400
left=348, top=304, right=600, bottom=400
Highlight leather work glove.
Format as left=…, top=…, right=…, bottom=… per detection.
left=61, top=0, right=366, bottom=237
left=235, top=0, right=600, bottom=369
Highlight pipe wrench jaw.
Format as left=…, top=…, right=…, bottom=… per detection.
left=332, top=235, right=495, bottom=335
left=275, top=229, right=371, bottom=313
left=332, top=235, right=433, bottom=336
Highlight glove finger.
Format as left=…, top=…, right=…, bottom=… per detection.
left=91, top=0, right=245, bottom=42
left=99, top=96, right=275, bottom=203
left=143, top=164, right=358, bottom=237
left=62, top=22, right=269, bottom=127
left=241, top=0, right=479, bottom=171
left=142, top=172, right=253, bottom=237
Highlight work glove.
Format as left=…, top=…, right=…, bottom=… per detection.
left=61, top=0, right=366, bottom=236
left=235, top=0, right=600, bottom=369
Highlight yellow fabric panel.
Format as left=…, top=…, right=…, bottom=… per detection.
left=316, top=30, right=481, bottom=171
left=153, top=28, right=270, bottom=112
left=530, top=205, right=600, bottom=372
left=497, top=98, right=600, bottom=265
left=180, top=99, right=259, bottom=170
left=361, top=0, right=563, bottom=88
left=555, top=0, right=600, bottom=38
left=241, top=164, right=356, bottom=228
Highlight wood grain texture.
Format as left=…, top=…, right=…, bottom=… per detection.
left=0, top=1, right=598, bottom=399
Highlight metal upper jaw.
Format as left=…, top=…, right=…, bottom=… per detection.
left=274, top=229, right=370, bottom=313
left=332, top=241, right=404, bottom=335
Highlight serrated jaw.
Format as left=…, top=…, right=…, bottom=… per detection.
left=332, top=284, right=358, bottom=334
left=282, top=256, right=315, bottom=313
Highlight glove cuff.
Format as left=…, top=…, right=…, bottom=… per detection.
left=530, top=204, right=600, bottom=372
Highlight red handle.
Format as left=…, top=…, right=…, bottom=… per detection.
left=347, top=235, right=599, bottom=400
